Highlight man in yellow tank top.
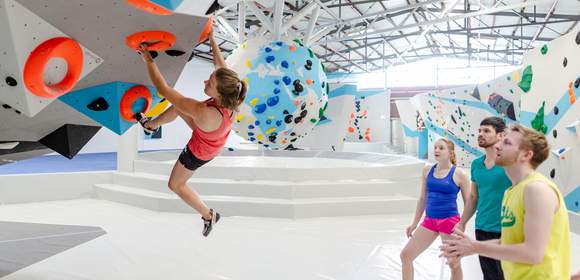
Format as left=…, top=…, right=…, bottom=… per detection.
left=440, top=124, right=571, bottom=279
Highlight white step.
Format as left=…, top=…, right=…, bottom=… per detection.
left=111, top=172, right=422, bottom=199
left=94, top=184, right=418, bottom=218
left=133, top=159, right=424, bottom=182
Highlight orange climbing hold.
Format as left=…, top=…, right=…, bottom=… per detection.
left=348, top=127, right=355, bottom=133
left=120, top=85, right=152, bottom=122
left=306, top=79, right=313, bottom=85
left=126, top=0, right=173, bottom=15
left=197, top=16, right=213, bottom=44
left=569, top=81, right=576, bottom=104
left=125, top=31, right=176, bottom=51
left=23, top=37, right=84, bottom=98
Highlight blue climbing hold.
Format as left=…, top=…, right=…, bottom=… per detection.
left=283, top=76, right=292, bottom=85
left=267, top=96, right=280, bottom=106
left=266, top=56, right=275, bottom=63
left=254, top=104, right=267, bottom=114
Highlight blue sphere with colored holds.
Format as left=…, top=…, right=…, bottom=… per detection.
left=226, top=37, right=328, bottom=149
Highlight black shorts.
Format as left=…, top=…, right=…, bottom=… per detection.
left=475, top=229, right=504, bottom=280
left=178, top=146, right=211, bottom=171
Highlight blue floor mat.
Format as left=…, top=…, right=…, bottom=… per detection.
left=0, top=153, right=117, bottom=175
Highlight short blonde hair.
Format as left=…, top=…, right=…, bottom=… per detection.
left=510, top=124, right=550, bottom=168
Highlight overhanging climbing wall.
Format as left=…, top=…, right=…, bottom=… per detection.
left=0, top=0, right=102, bottom=117
left=408, top=29, right=580, bottom=210
left=519, top=28, right=580, bottom=212
left=1, top=0, right=207, bottom=161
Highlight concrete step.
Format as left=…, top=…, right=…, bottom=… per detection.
left=133, top=159, right=424, bottom=182
left=94, top=183, right=418, bottom=219
left=111, top=172, right=422, bottom=199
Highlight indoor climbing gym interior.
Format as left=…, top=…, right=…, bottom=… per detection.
left=1, top=0, right=580, bottom=279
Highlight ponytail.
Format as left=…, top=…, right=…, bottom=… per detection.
left=438, top=138, right=457, bottom=166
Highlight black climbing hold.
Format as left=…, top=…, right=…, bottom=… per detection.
left=14, top=110, right=21, bottom=114
left=563, top=57, right=568, bottom=67
left=306, top=60, right=312, bottom=66
left=451, top=115, right=457, bottom=124
left=5, top=76, right=17, bottom=87
left=553, top=129, right=557, bottom=138
left=293, top=84, right=303, bottom=93
left=2, top=104, right=11, bottom=109
left=284, top=115, right=293, bottom=124
left=38, top=124, right=101, bottom=159
left=575, top=77, right=580, bottom=89
left=294, top=116, right=302, bottom=123
left=87, top=97, right=109, bottom=111
left=300, top=110, right=308, bottom=118
left=165, top=50, right=186, bottom=57
left=550, top=168, right=555, bottom=178
left=205, top=0, right=222, bottom=15
left=283, top=110, right=289, bottom=115
left=150, top=51, right=158, bottom=59
left=554, top=106, right=559, bottom=115
left=576, top=30, right=580, bottom=45
left=290, top=132, right=296, bottom=136
left=300, top=103, right=306, bottom=110
left=304, top=64, right=312, bottom=71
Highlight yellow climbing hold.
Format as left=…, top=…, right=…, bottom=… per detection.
left=268, top=115, right=275, bottom=120
left=266, top=127, right=276, bottom=134
left=512, top=72, right=521, bottom=82
left=250, top=98, right=259, bottom=106
left=235, top=114, right=245, bottom=122
left=145, top=99, right=170, bottom=118
left=245, top=59, right=251, bottom=68
left=257, top=134, right=264, bottom=140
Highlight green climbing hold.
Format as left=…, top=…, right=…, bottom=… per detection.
left=310, top=118, right=317, bottom=123
left=540, top=44, right=548, bottom=55
left=293, top=38, right=304, bottom=46
left=319, top=101, right=329, bottom=118
left=531, top=101, right=548, bottom=134
left=308, top=48, right=314, bottom=59
left=518, top=65, right=533, bottom=93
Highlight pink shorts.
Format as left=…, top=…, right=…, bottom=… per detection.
left=421, top=215, right=460, bottom=235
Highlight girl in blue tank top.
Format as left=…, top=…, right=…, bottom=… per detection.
left=400, top=139, right=471, bottom=280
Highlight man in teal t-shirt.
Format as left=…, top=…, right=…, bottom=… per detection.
left=457, top=117, right=511, bottom=280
